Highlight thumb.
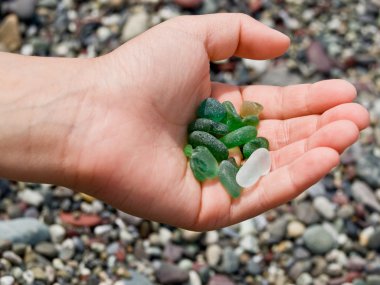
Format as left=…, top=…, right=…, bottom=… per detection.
left=171, top=13, right=290, bottom=61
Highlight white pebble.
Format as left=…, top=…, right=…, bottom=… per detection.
left=236, top=148, right=271, bottom=188
left=49, top=224, right=66, bottom=243
left=0, top=276, right=15, bottom=285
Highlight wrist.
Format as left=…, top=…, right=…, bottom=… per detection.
left=0, top=53, right=100, bottom=186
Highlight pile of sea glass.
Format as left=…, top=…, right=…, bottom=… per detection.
left=184, top=98, right=271, bottom=198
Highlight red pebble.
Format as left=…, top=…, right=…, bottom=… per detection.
left=345, top=271, right=361, bottom=282
left=174, top=0, right=203, bottom=8
left=60, top=212, right=102, bottom=227
left=116, top=247, right=126, bottom=262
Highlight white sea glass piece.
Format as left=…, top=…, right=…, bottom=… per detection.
left=236, top=148, right=271, bottom=188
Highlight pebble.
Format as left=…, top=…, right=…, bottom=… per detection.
left=307, top=182, right=327, bottom=198
left=174, top=0, right=203, bottom=8
left=367, top=275, right=380, bottom=285
left=268, top=216, right=289, bottom=243
left=287, top=220, right=306, bottom=238
left=295, top=202, right=320, bottom=225
left=0, top=218, right=50, bottom=245
left=115, top=270, right=153, bottom=285
left=121, top=7, right=149, bottom=41
left=163, top=243, right=183, bottom=262
left=94, top=224, right=113, bottom=236
left=239, top=235, right=259, bottom=253
left=189, top=270, right=202, bottom=285
left=181, top=230, right=202, bottom=242
left=34, top=242, right=58, bottom=259
left=313, top=196, right=336, bottom=220
left=0, top=241, right=12, bottom=253
left=207, top=275, right=235, bottom=285
left=24, top=207, right=39, bottom=219
left=6, top=204, right=23, bottom=219
left=368, top=228, right=380, bottom=250
left=178, top=259, right=193, bottom=271
left=59, top=212, right=101, bottom=227
left=306, top=41, right=333, bottom=73
left=0, top=276, right=15, bottom=285
left=242, top=59, right=269, bottom=75
left=359, top=227, right=374, bottom=247
left=352, top=180, right=380, bottom=212
left=303, top=225, right=336, bottom=254
left=289, top=261, right=312, bottom=281
left=2, top=0, right=37, bottom=19
left=159, top=227, right=172, bottom=245
left=49, top=224, right=66, bottom=243
left=18, top=189, right=44, bottom=207
left=337, top=204, right=355, bottom=219
left=247, top=256, right=263, bottom=275
left=155, top=263, right=189, bottom=284
left=221, top=247, right=239, bottom=274
left=296, top=273, right=313, bottom=285
left=206, top=244, right=222, bottom=267
left=204, top=230, right=219, bottom=245
left=356, top=154, right=380, bottom=188
left=326, top=263, right=343, bottom=277
left=2, top=251, right=22, bottom=265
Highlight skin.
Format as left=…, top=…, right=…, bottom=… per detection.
left=0, top=14, right=369, bottom=230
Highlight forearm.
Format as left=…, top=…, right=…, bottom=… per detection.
left=0, top=52, right=96, bottom=186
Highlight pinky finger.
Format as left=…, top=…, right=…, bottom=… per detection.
left=229, top=147, right=339, bottom=223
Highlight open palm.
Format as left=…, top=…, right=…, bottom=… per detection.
left=70, top=14, right=369, bottom=231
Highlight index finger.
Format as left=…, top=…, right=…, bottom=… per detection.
left=241, top=79, right=357, bottom=119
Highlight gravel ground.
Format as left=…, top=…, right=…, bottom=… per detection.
left=0, top=0, right=379, bottom=284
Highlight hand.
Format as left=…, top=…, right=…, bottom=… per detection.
left=0, top=14, right=368, bottom=231
left=66, top=13, right=367, bottom=230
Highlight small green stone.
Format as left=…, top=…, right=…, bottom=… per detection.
left=219, top=160, right=242, bottom=198
left=220, top=126, right=258, bottom=149
left=240, top=101, right=263, bottom=118
left=197, top=98, right=226, bottom=122
left=188, top=118, right=229, bottom=137
left=183, top=144, right=193, bottom=158
left=188, top=131, right=229, bottom=162
left=190, top=146, right=218, bottom=182
left=242, top=115, right=259, bottom=127
left=222, top=101, right=244, bottom=131
left=242, top=137, right=270, bottom=159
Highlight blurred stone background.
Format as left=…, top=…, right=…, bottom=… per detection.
left=0, top=0, right=380, bottom=284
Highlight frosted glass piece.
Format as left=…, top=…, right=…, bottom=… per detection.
left=236, top=148, right=271, bottom=188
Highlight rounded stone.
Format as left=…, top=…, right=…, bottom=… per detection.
left=174, top=0, right=203, bottom=9
left=0, top=276, right=15, bottom=285
left=303, top=225, right=336, bottom=255
left=287, top=221, right=306, bottom=238
left=205, top=244, right=222, bottom=267
left=49, top=224, right=66, bottom=243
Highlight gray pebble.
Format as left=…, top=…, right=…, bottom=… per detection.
left=303, top=225, right=336, bottom=255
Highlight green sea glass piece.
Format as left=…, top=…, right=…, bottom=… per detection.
left=183, top=144, right=193, bottom=158
left=220, top=126, right=257, bottom=148
left=190, top=146, right=219, bottom=182
left=222, top=101, right=244, bottom=131
left=240, top=101, right=263, bottom=118
left=188, top=118, right=229, bottom=137
left=242, top=137, right=270, bottom=159
left=197, top=98, right=226, bottom=122
left=219, top=160, right=242, bottom=198
left=242, top=115, right=259, bottom=127
left=189, top=131, right=229, bottom=162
